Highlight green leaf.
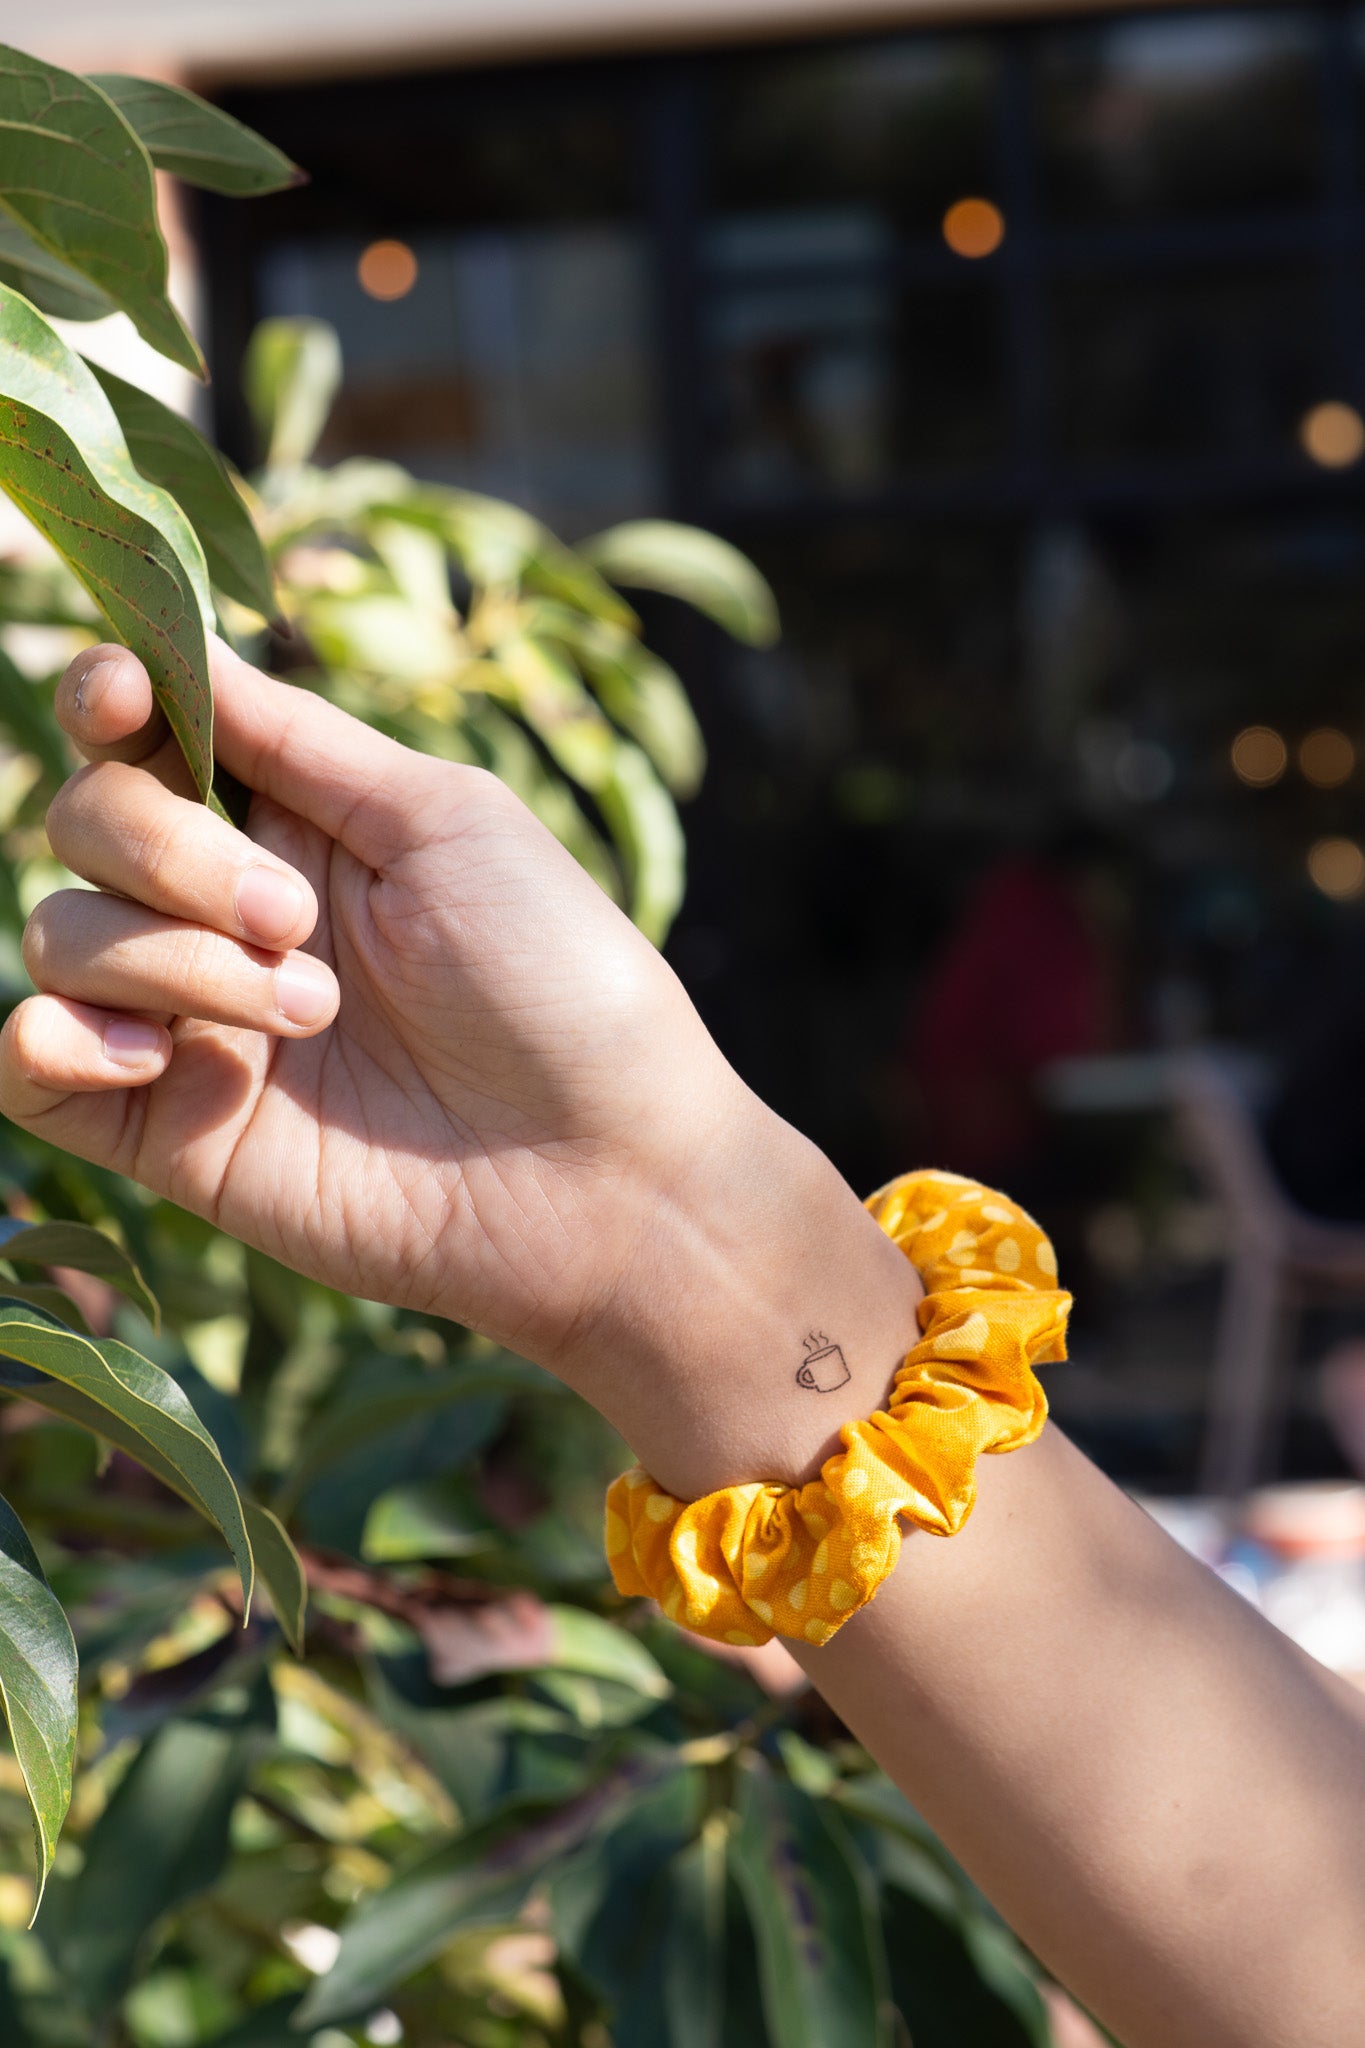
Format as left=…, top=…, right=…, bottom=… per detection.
left=0, top=644, right=67, bottom=783
left=0, top=1491, right=77, bottom=1912
left=543, top=1607, right=670, bottom=1701
left=300, top=1764, right=664, bottom=2027
left=92, top=75, right=302, bottom=197
left=54, top=1675, right=274, bottom=2011
left=581, top=520, right=779, bottom=647
left=245, top=317, right=341, bottom=470
left=0, top=216, right=114, bottom=322
left=276, top=1354, right=553, bottom=1513
left=201, top=1996, right=306, bottom=2047
left=0, top=1283, right=91, bottom=1334
left=0, top=1307, right=253, bottom=1609
left=0, top=1215, right=158, bottom=1328
left=296, top=1798, right=564, bottom=2026
left=663, top=1825, right=728, bottom=2048
left=550, top=1769, right=704, bottom=2045
left=0, top=47, right=202, bottom=375
left=90, top=363, right=275, bottom=617
left=0, top=285, right=216, bottom=801
left=878, top=1886, right=1051, bottom=2048
left=242, top=1498, right=306, bottom=1654
left=731, top=1765, right=891, bottom=2048
left=361, top=1476, right=499, bottom=1564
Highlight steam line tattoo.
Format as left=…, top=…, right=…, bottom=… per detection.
left=795, top=1330, right=851, bottom=1393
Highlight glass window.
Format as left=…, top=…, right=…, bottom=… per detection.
left=1035, top=11, right=1322, bottom=223
left=1050, top=269, right=1329, bottom=465
left=709, top=37, right=999, bottom=241
left=705, top=273, right=1007, bottom=498
left=259, top=226, right=659, bottom=527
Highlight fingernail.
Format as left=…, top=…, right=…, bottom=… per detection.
left=236, top=865, right=307, bottom=945
left=275, top=955, right=336, bottom=1028
left=104, top=1018, right=163, bottom=1069
left=74, top=658, right=118, bottom=720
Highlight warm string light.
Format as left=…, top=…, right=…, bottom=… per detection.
left=1299, top=727, right=1355, bottom=789
left=941, top=197, right=1005, bottom=259
left=1308, top=836, right=1365, bottom=899
left=1299, top=400, right=1365, bottom=469
left=1230, top=726, right=1287, bottom=788
left=358, top=239, right=419, bottom=301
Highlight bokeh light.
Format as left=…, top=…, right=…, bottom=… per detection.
left=1230, top=725, right=1287, bottom=788
left=1299, top=400, right=1365, bottom=469
left=1299, top=727, right=1355, bottom=789
left=358, top=239, right=419, bottom=301
left=1308, top=836, right=1365, bottom=899
left=942, top=198, right=1005, bottom=259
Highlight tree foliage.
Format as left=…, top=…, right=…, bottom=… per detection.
left=0, top=40, right=1068, bottom=2048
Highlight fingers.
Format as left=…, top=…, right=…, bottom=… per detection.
left=48, top=760, right=318, bottom=952
left=56, top=636, right=431, bottom=864
left=23, top=891, right=339, bottom=1037
left=55, top=645, right=193, bottom=797
left=0, top=996, right=171, bottom=1121
left=204, top=636, right=430, bottom=864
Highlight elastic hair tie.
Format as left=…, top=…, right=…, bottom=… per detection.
left=604, top=1170, right=1070, bottom=1648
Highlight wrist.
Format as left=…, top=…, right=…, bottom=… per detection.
left=560, top=1079, right=924, bottom=1500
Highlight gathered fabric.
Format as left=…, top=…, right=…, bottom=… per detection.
left=604, top=1169, right=1071, bottom=1647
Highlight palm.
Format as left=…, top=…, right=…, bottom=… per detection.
left=111, top=773, right=700, bottom=1355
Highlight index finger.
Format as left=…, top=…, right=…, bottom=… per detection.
left=54, top=645, right=196, bottom=800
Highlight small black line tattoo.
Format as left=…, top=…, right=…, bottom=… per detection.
left=795, top=1330, right=851, bottom=1393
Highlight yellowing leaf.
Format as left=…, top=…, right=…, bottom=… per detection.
left=582, top=519, right=780, bottom=647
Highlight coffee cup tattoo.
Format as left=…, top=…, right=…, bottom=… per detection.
left=796, top=1330, right=851, bottom=1393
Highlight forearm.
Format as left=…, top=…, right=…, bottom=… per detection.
left=800, top=1427, right=1365, bottom=2048
left=578, top=1106, right=1365, bottom=2048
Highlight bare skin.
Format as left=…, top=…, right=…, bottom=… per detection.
left=3, top=639, right=1363, bottom=2048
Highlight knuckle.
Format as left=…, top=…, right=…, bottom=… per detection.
left=5, top=1000, right=53, bottom=1085
left=454, top=763, right=518, bottom=814
left=43, top=764, right=97, bottom=859
left=46, top=760, right=127, bottom=862
left=128, top=808, right=196, bottom=901
left=166, top=922, right=240, bottom=1000
left=19, top=900, right=54, bottom=984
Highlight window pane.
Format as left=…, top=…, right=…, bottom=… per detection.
left=1051, top=270, right=1329, bottom=464
left=1036, top=12, right=1322, bottom=223
left=710, top=37, right=999, bottom=240
left=259, top=227, right=658, bottom=527
left=705, top=270, right=1007, bottom=498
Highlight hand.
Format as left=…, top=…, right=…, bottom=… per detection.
left=1, top=639, right=921, bottom=1494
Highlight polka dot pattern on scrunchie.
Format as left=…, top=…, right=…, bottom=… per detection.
left=605, top=1170, right=1070, bottom=1648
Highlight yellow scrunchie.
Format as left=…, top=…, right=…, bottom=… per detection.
left=605, top=1169, right=1070, bottom=1648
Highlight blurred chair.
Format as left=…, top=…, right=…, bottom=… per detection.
left=1171, top=1051, right=1365, bottom=1497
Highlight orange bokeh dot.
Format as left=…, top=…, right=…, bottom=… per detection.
left=1308, top=836, right=1365, bottom=900
left=942, top=197, right=1005, bottom=260
left=1299, top=727, right=1355, bottom=789
left=1230, top=726, right=1287, bottom=788
left=1299, top=400, right=1365, bottom=469
left=358, top=239, right=419, bottom=301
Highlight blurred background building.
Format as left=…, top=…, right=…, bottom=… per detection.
left=18, top=0, right=1365, bottom=1490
